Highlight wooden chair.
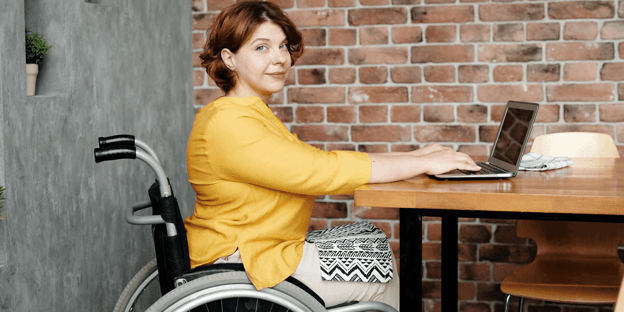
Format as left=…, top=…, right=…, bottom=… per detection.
left=501, top=132, right=623, bottom=312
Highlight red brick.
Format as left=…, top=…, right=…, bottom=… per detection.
left=359, top=66, right=388, bottom=84
left=546, top=83, right=615, bottom=102
left=300, top=29, right=326, bottom=47
left=328, top=29, right=356, bottom=46
left=424, top=105, right=454, bottom=122
left=349, top=86, right=408, bottom=103
left=458, top=105, right=487, bottom=123
left=427, top=222, right=442, bottom=241
left=391, top=105, right=421, bottom=122
left=352, top=125, right=412, bottom=142
left=458, top=145, right=488, bottom=157
left=458, top=282, right=476, bottom=300
left=327, top=143, right=355, bottom=151
left=351, top=206, right=399, bottom=219
left=291, top=125, right=349, bottom=141
left=478, top=44, right=542, bottom=62
left=621, top=83, right=624, bottom=100
left=391, top=144, right=421, bottom=153
left=412, top=86, right=473, bottom=103
left=295, top=106, right=324, bottom=123
left=601, top=21, right=624, bottom=39
left=271, top=0, right=294, bottom=8
left=360, top=0, right=388, bottom=5
left=192, top=52, right=202, bottom=67
left=620, top=0, right=624, bottom=18
left=411, top=5, right=475, bottom=23
left=270, top=106, right=293, bottom=123
left=479, top=3, right=545, bottom=21
left=268, top=91, right=285, bottom=105
left=328, top=0, right=356, bottom=6
left=359, top=105, right=388, bottom=123
left=349, top=47, right=408, bottom=65
left=288, top=87, right=345, bottom=104
left=412, top=45, right=474, bottom=63
left=425, top=25, right=457, bottom=43
left=414, top=125, right=476, bottom=142
left=298, top=48, right=345, bottom=65
left=459, top=224, right=492, bottom=243
left=348, top=7, right=408, bottom=25
left=564, top=21, right=598, bottom=40
left=600, top=104, right=624, bottom=122
left=460, top=263, right=491, bottom=281
left=479, top=125, right=499, bottom=143
left=192, top=13, right=216, bottom=30
left=423, top=66, right=455, bottom=83
left=493, top=224, right=525, bottom=244
left=493, top=65, right=523, bottom=82
left=422, top=281, right=441, bottom=298
left=479, top=244, right=536, bottom=263
left=601, top=63, right=624, bottom=80
left=357, top=144, right=388, bottom=153
left=192, top=32, right=205, bottom=50
left=493, top=263, right=522, bottom=282
left=311, top=202, right=347, bottom=218
left=459, top=302, right=490, bottom=312
left=298, top=68, right=326, bottom=85
left=527, top=64, right=560, bottom=82
left=360, top=27, right=389, bottom=45
left=547, top=124, right=614, bottom=137
left=328, top=68, right=356, bottom=84
left=298, top=0, right=326, bottom=7
left=526, top=22, right=560, bottom=41
left=476, top=283, right=505, bottom=302
left=327, top=106, right=356, bottom=123
left=391, top=66, right=422, bottom=84
left=192, top=0, right=205, bottom=11
left=459, top=244, right=478, bottom=261
left=477, top=85, right=543, bottom=103
left=194, top=88, right=223, bottom=105
left=426, top=262, right=441, bottom=279
left=460, top=24, right=490, bottom=43
left=563, top=63, right=597, bottom=81
left=287, top=9, right=345, bottom=27
left=308, top=219, right=328, bottom=232
left=193, top=70, right=205, bottom=86
left=564, top=104, right=596, bottom=122
left=547, top=42, right=614, bottom=61
left=493, top=23, right=524, bottom=42
left=391, top=26, right=423, bottom=44
left=548, top=1, right=615, bottom=19
left=458, top=65, right=489, bottom=83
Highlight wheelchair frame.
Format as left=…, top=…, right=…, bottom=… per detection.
left=94, top=134, right=399, bottom=312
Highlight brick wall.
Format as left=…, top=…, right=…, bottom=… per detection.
left=191, top=1, right=624, bottom=311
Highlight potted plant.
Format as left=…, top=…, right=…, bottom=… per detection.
left=0, top=186, right=5, bottom=221
left=25, top=31, right=51, bottom=96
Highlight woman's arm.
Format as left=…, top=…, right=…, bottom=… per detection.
left=368, top=144, right=480, bottom=183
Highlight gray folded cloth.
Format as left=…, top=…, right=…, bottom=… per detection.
left=519, top=152, right=573, bottom=171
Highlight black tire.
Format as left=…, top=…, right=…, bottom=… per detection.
left=145, top=271, right=326, bottom=312
left=114, top=258, right=161, bottom=312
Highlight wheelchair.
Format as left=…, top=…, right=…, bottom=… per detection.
left=94, top=135, right=399, bottom=312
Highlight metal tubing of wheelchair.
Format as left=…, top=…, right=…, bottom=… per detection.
left=164, top=286, right=312, bottom=312
left=127, top=201, right=166, bottom=225
left=327, top=302, right=398, bottom=312
left=135, top=139, right=162, bottom=165
left=135, top=150, right=171, bottom=198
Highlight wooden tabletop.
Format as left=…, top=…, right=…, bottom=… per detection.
left=354, top=158, right=624, bottom=216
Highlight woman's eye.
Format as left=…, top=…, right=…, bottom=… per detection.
left=256, top=45, right=267, bottom=51
left=279, top=43, right=288, bottom=49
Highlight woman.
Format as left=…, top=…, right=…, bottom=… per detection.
left=185, top=1, right=480, bottom=309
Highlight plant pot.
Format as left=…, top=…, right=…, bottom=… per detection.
left=26, top=63, right=38, bottom=96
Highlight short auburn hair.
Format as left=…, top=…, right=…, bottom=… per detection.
left=200, top=1, right=305, bottom=94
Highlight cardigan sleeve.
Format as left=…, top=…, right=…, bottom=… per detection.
left=202, top=109, right=371, bottom=195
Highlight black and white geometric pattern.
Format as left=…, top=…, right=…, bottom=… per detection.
left=306, top=221, right=394, bottom=283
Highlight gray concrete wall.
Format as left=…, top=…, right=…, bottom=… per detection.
left=0, top=0, right=194, bottom=310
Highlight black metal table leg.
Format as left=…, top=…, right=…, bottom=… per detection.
left=400, top=208, right=422, bottom=312
left=441, top=215, right=458, bottom=312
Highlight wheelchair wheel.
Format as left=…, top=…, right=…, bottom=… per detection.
left=114, top=258, right=161, bottom=312
left=145, top=271, right=326, bottom=312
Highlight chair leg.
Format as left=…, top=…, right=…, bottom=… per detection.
left=517, top=296, right=524, bottom=312
left=503, top=294, right=512, bottom=312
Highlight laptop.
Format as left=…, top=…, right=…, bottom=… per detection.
left=434, top=101, right=539, bottom=179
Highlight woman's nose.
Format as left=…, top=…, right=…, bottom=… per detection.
left=272, top=49, right=288, bottom=65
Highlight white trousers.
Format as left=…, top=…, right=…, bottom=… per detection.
left=215, top=242, right=400, bottom=310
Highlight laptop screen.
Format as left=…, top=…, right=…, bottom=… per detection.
left=491, top=106, right=536, bottom=166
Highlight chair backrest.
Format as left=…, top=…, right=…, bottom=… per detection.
left=530, top=132, right=620, bottom=158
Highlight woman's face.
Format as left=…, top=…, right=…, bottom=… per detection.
left=222, top=21, right=292, bottom=102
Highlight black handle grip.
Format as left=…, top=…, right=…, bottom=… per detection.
left=98, top=134, right=135, bottom=148
left=94, top=146, right=137, bottom=163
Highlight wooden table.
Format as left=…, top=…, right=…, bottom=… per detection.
left=354, top=158, right=624, bottom=312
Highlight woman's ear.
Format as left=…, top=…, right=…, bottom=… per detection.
left=221, top=48, right=236, bottom=71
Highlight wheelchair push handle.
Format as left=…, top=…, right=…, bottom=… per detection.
left=98, top=134, right=135, bottom=148
left=94, top=146, right=136, bottom=163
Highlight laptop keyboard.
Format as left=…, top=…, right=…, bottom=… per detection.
left=458, top=162, right=507, bottom=175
